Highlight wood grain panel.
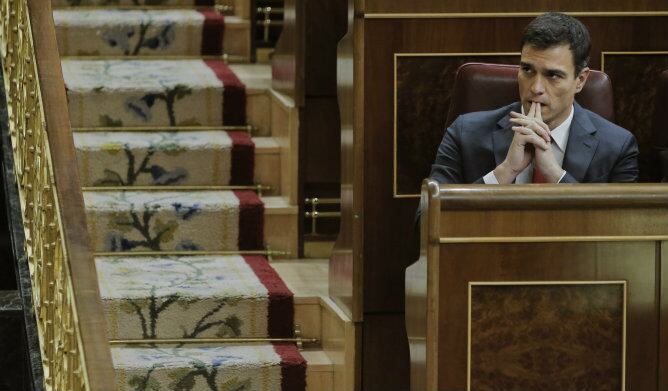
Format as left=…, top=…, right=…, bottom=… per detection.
left=304, top=97, right=341, bottom=185
left=661, top=241, right=668, bottom=391
left=470, top=283, right=624, bottom=391
left=438, top=242, right=657, bottom=391
left=603, top=53, right=668, bottom=181
left=363, top=313, right=411, bottom=391
left=362, top=1, right=668, bottom=15
left=330, top=0, right=362, bottom=320
left=440, top=208, right=668, bottom=239
left=395, top=54, right=519, bottom=196
left=272, top=0, right=305, bottom=104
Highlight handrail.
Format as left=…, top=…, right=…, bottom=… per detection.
left=1, top=0, right=115, bottom=389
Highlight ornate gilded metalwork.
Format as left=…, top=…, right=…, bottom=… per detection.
left=1, top=1, right=90, bottom=389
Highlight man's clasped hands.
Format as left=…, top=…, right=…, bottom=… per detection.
left=493, top=102, right=566, bottom=184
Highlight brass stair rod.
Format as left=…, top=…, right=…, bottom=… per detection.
left=93, top=249, right=291, bottom=257
left=214, top=3, right=234, bottom=14
left=83, top=184, right=271, bottom=197
left=256, top=6, right=284, bottom=14
left=305, top=197, right=341, bottom=205
left=305, top=198, right=341, bottom=235
left=62, top=54, right=248, bottom=63
left=109, top=337, right=318, bottom=345
left=305, top=212, right=342, bottom=218
left=260, top=6, right=272, bottom=43
left=82, top=184, right=271, bottom=193
left=72, top=124, right=255, bottom=132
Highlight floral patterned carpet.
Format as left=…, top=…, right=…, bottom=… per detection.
left=54, top=2, right=307, bottom=390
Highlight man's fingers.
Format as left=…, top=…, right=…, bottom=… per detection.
left=513, top=129, right=550, bottom=150
left=510, top=119, right=550, bottom=142
left=528, top=101, right=536, bottom=118
left=535, top=102, right=543, bottom=122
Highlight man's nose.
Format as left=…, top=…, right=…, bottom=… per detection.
left=530, top=76, right=545, bottom=94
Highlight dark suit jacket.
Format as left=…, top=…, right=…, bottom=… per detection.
left=430, top=101, right=639, bottom=184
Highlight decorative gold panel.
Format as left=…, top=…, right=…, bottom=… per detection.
left=1, top=1, right=90, bottom=390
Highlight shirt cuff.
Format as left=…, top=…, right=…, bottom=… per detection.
left=558, top=170, right=567, bottom=183
left=483, top=170, right=499, bottom=184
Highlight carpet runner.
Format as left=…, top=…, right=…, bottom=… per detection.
left=74, top=130, right=254, bottom=186
left=54, top=9, right=226, bottom=56
left=56, top=1, right=306, bottom=388
left=62, top=59, right=246, bottom=127
left=84, top=190, right=263, bottom=252
left=97, top=255, right=294, bottom=339
left=113, top=344, right=306, bottom=391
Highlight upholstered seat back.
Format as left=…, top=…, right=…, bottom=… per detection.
left=445, top=63, right=615, bottom=127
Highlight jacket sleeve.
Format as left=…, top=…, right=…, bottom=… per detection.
left=609, top=132, right=639, bottom=183
left=429, top=117, right=464, bottom=184
left=429, top=117, right=487, bottom=184
left=559, top=132, right=640, bottom=183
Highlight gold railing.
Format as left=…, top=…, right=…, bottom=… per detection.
left=1, top=0, right=114, bottom=390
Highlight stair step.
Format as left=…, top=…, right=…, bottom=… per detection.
left=97, top=254, right=294, bottom=340
left=62, top=59, right=269, bottom=133
left=222, top=15, right=251, bottom=60
left=112, top=343, right=307, bottom=391
left=302, top=349, right=335, bottom=391
left=83, top=190, right=264, bottom=252
left=74, top=130, right=256, bottom=187
left=263, top=195, right=298, bottom=257
left=54, top=9, right=227, bottom=57
left=62, top=59, right=245, bottom=128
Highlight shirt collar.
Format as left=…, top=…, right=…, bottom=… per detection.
left=520, top=104, right=573, bottom=152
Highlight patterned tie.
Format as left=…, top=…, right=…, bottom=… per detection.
left=532, top=165, right=546, bottom=183
left=532, top=135, right=554, bottom=183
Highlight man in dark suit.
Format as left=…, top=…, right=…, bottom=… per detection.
left=430, top=12, right=639, bottom=184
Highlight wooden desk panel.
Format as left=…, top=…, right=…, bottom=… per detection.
left=437, top=242, right=658, bottom=391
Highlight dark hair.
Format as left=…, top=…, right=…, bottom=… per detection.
left=520, top=12, right=591, bottom=76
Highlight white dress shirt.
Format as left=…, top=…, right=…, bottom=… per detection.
left=483, top=104, right=573, bottom=184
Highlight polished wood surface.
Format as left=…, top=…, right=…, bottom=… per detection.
left=271, top=0, right=305, bottom=104
left=439, top=243, right=655, bottom=391
left=361, top=0, right=668, bottom=14
left=28, top=0, right=115, bottom=388
left=338, top=2, right=668, bottom=389
left=303, top=97, right=341, bottom=192
left=330, top=0, right=362, bottom=321
left=406, top=181, right=668, bottom=391
left=363, top=313, right=411, bottom=391
left=661, top=242, right=668, bottom=390
left=470, top=283, right=624, bottom=391
left=435, top=184, right=668, bottom=209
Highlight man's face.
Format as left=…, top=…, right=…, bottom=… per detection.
left=518, top=43, right=589, bottom=128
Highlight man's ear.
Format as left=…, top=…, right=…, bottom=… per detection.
left=575, top=67, right=590, bottom=93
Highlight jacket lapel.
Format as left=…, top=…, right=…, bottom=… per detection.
left=493, top=102, right=521, bottom=165
left=562, top=103, right=599, bottom=182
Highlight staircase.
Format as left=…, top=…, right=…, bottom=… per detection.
left=49, top=1, right=326, bottom=389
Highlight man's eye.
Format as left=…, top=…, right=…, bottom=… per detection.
left=521, top=67, right=532, bottom=73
